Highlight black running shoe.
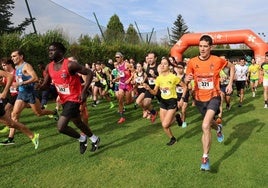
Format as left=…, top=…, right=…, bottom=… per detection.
left=0, top=138, right=15, bottom=145
left=166, top=137, right=177, bottom=146
left=53, top=109, right=59, bottom=121
left=175, top=114, right=182, bottom=127
left=90, top=137, right=100, bottom=152
left=80, top=136, right=88, bottom=154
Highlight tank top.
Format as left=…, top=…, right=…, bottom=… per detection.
left=16, top=62, right=35, bottom=92
left=48, top=59, right=82, bottom=104
left=118, top=61, right=131, bottom=84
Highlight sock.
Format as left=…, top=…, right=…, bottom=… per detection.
left=8, top=137, right=14, bottom=141
left=217, top=125, right=221, bottom=133
left=150, top=109, right=156, bottom=115
left=89, top=134, right=98, bottom=143
left=78, top=135, right=86, bottom=142
left=202, top=154, right=208, bottom=158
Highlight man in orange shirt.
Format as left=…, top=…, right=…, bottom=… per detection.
left=185, top=35, right=234, bottom=171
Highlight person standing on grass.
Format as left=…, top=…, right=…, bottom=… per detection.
left=247, top=58, right=260, bottom=98
left=115, top=52, right=134, bottom=124
left=40, top=42, right=100, bottom=154
left=144, top=57, right=186, bottom=146
left=0, top=68, right=39, bottom=149
left=234, top=57, right=248, bottom=107
left=0, top=58, right=17, bottom=137
left=1, top=49, right=57, bottom=145
left=261, top=51, right=268, bottom=108
left=185, top=35, right=234, bottom=171
left=139, top=52, right=159, bottom=123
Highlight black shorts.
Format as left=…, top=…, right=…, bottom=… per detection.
left=177, top=90, right=190, bottom=103
left=159, top=98, right=177, bottom=110
left=6, top=94, right=18, bottom=106
left=220, top=85, right=232, bottom=96
left=137, top=87, right=146, bottom=95
left=61, top=101, right=81, bottom=118
left=195, top=96, right=221, bottom=117
left=235, top=80, right=246, bottom=91
left=0, top=102, right=5, bottom=117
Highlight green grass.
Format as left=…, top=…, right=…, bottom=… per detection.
left=0, top=88, right=267, bottom=188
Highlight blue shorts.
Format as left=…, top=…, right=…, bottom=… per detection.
left=16, top=91, right=38, bottom=104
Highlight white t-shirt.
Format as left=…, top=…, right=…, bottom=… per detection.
left=235, top=64, right=248, bottom=81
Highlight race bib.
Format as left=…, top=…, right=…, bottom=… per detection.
left=197, top=77, right=213, bottom=90
left=160, top=87, right=171, bottom=96
left=176, top=86, right=183, bottom=93
left=10, top=86, right=17, bottom=93
left=55, top=84, right=70, bottom=95
left=148, top=78, right=155, bottom=85
left=135, top=77, right=143, bottom=84
left=119, top=71, right=125, bottom=78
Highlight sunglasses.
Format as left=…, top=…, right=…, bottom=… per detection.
left=115, top=56, right=121, bottom=58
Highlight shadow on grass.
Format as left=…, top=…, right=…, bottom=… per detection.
left=0, top=138, right=73, bottom=168
left=210, top=119, right=265, bottom=173
left=89, top=122, right=161, bottom=157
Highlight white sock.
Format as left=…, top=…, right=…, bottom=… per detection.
left=202, top=154, right=208, bottom=158
left=89, top=134, right=98, bottom=143
left=78, top=135, right=86, bottom=142
left=217, top=125, right=221, bottom=133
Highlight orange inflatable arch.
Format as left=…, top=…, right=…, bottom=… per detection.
left=170, top=29, right=268, bottom=64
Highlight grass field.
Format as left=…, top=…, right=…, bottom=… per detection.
left=0, top=88, right=267, bottom=188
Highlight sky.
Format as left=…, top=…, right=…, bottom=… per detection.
left=11, top=0, right=268, bottom=43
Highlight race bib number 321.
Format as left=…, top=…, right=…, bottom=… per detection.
left=197, top=77, right=213, bottom=90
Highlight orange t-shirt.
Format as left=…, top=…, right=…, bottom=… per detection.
left=186, top=55, right=227, bottom=102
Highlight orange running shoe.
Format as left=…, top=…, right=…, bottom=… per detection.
left=117, top=117, right=125, bottom=124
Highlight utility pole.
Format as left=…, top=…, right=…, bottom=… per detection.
left=25, top=0, right=37, bottom=34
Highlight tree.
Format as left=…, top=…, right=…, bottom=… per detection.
left=104, top=14, right=125, bottom=43
left=125, top=24, right=140, bottom=44
left=169, top=14, right=189, bottom=45
left=0, top=0, right=32, bottom=35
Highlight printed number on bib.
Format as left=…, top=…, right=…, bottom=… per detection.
left=197, top=77, right=213, bottom=90
left=55, top=84, right=70, bottom=94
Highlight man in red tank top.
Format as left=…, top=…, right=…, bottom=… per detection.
left=40, top=42, right=100, bottom=154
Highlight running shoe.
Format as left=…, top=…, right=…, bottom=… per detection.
left=0, top=126, right=9, bottom=134
left=182, top=122, right=187, bottom=128
left=117, top=117, right=126, bottom=124
left=90, top=137, right=100, bottom=152
left=0, top=138, right=15, bottom=145
left=80, top=136, right=88, bottom=154
left=108, top=89, right=115, bottom=97
left=150, top=111, right=158, bottom=123
left=217, top=124, right=224, bottom=143
left=252, top=92, right=255, bottom=97
left=166, top=137, right=177, bottom=146
left=31, top=133, right=40, bottom=149
left=53, top=109, right=59, bottom=121
left=109, top=102, right=115, bottom=109
left=175, top=114, right=183, bottom=127
left=200, top=157, right=210, bottom=171
left=264, top=104, right=268, bottom=109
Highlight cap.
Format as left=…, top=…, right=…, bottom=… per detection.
left=115, top=52, right=123, bottom=57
